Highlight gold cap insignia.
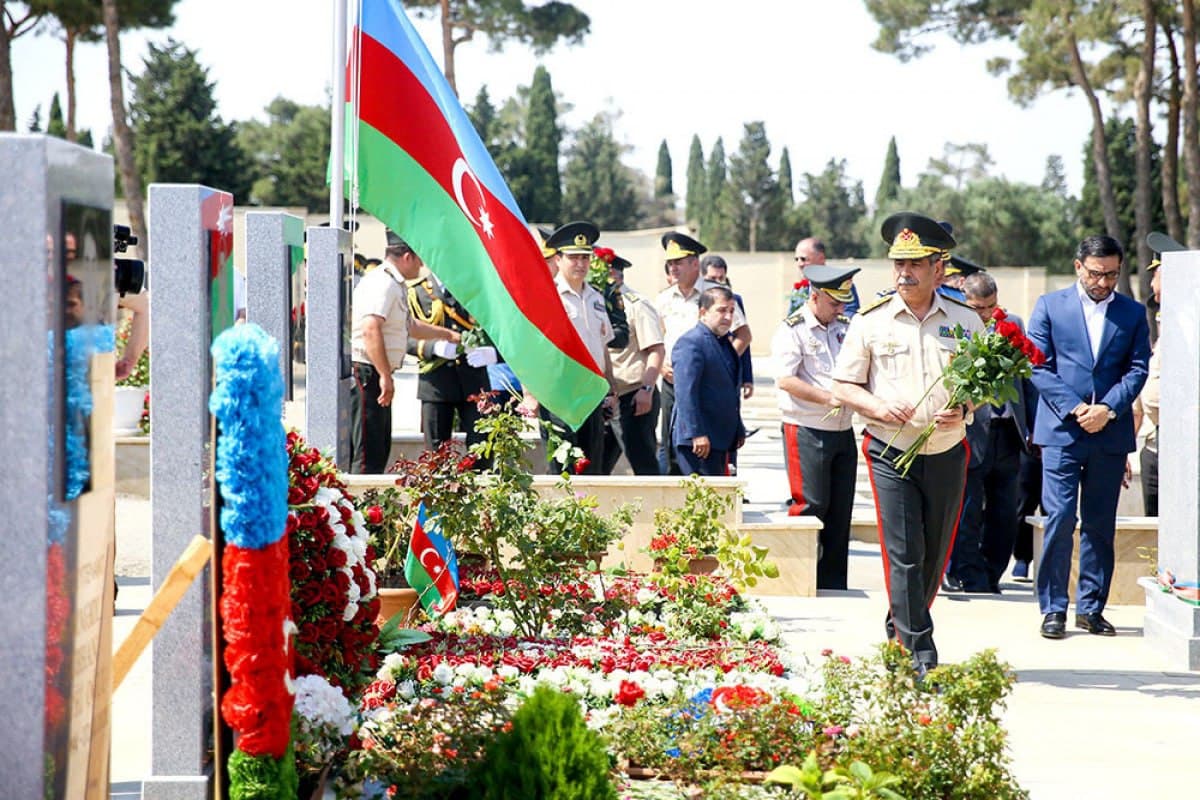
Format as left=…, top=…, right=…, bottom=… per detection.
left=887, top=227, right=943, bottom=260
left=574, top=233, right=588, bottom=247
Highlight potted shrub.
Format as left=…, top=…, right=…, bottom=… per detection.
left=649, top=476, right=779, bottom=591
left=357, top=483, right=421, bottom=627
left=525, top=479, right=638, bottom=569
left=113, top=312, right=149, bottom=435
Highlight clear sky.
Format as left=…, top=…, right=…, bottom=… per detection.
left=11, top=0, right=1112, bottom=202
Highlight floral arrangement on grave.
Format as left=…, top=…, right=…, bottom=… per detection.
left=889, top=307, right=1045, bottom=477
left=114, top=311, right=149, bottom=387
left=292, top=674, right=357, bottom=800
left=649, top=475, right=778, bottom=592
left=286, top=430, right=381, bottom=693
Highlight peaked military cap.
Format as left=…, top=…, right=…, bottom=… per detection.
left=804, top=264, right=860, bottom=303
left=385, top=228, right=408, bottom=249
left=662, top=231, right=708, bottom=260
left=546, top=221, right=599, bottom=254
left=946, top=254, right=985, bottom=277
left=1146, top=231, right=1185, bottom=271
left=537, top=225, right=557, bottom=258
left=881, top=212, right=956, bottom=260
left=610, top=254, right=632, bottom=271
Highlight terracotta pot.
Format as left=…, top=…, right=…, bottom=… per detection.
left=653, top=555, right=720, bottom=575
left=376, top=586, right=419, bottom=628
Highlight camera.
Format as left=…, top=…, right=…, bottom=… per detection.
left=113, top=224, right=145, bottom=297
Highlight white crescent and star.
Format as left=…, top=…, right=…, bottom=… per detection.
left=452, top=157, right=495, bottom=239
left=418, top=546, right=443, bottom=576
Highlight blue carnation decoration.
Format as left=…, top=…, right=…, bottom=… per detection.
left=209, top=324, right=288, bottom=551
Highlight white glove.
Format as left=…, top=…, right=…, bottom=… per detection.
left=432, top=340, right=459, bottom=359
left=466, top=346, right=498, bottom=367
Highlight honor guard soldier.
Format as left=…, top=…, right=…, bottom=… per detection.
left=772, top=264, right=861, bottom=590
left=404, top=233, right=498, bottom=456
left=832, top=212, right=983, bottom=678
left=607, top=252, right=666, bottom=475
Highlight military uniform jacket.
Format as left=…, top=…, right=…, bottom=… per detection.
left=771, top=304, right=853, bottom=431
left=833, top=291, right=984, bottom=455
left=406, top=270, right=489, bottom=403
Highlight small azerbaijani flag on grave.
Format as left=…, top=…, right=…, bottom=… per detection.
left=345, top=0, right=607, bottom=429
left=404, top=502, right=460, bottom=616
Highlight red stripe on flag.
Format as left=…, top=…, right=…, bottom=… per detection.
left=410, top=520, right=458, bottom=610
left=354, top=32, right=599, bottom=377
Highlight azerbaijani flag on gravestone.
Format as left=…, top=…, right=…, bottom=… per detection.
left=345, top=0, right=607, bottom=428
left=404, top=502, right=459, bottom=615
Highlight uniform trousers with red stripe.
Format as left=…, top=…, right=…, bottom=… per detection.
left=864, top=433, right=968, bottom=669
left=350, top=361, right=392, bottom=474
left=782, top=423, right=858, bottom=590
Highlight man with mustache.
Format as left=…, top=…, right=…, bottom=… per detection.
left=831, top=212, right=983, bottom=679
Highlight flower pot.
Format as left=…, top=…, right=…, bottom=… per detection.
left=376, top=586, right=420, bottom=628
left=555, top=550, right=608, bottom=569
left=113, top=385, right=146, bottom=435
left=653, top=555, right=720, bottom=575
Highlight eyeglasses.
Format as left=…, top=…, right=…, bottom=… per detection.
left=1084, top=269, right=1120, bottom=282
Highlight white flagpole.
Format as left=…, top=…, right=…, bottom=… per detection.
left=329, top=0, right=348, bottom=227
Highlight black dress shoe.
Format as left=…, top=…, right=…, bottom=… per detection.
left=1075, top=612, right=1117, bottom=636
left=941, top=575, right=963, bottom=593
left=1040, top=612, right=1067, bottom=639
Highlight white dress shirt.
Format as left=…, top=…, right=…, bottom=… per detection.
left=1075, top=281, right=1114, bottom=362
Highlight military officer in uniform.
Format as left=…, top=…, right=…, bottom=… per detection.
left=772, top=265, right=861, bottom=590
left=405, top=243, right=497, bottom=455
left=607, top=252, right=665, bottom=475
left=832, top=212, right=983, bottom=677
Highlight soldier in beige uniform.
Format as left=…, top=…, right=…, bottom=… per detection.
left=608, top=253, right=665, bottom=474
left=832, top=212, right=983, bottom=677
left=655, top=232, right=750, bottom=474
left=772, top=265, right=860, bottom=590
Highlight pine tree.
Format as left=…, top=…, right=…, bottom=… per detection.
left=523, top=65, right=562, bottom=223
left=77, top=128, right=93, bottom=148
left=684, top=134, right=705, bottom=227
left=469, top=85, right=497, bottom=152
left=47, top=92, right=67, bottom=138
left=727, top=121, right=779, bottom=252
left=875, top=135, right=901, bottom=211
left=128, top=39, right=252, bottom=198
left=561, top=112, right=639, bottom=230
left=1080, top=116, right=1163, bottom=244
left=654, top=139, right=673, bottom=197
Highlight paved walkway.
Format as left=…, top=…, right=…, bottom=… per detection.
left=110, top=372, right=1200, bottom=798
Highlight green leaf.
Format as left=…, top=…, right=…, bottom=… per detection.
left=764, top=765, right=806, bottom=786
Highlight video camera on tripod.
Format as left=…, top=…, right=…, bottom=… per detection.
left=113, top=224, right=144, bottom=296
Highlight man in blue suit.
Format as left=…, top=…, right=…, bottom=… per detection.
left=1027, top=235, right=1151, bottom=639
left=671, top=285, right=746, bottom=476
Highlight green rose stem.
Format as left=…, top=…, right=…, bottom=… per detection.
left=891, top=388, right=968, bottom=477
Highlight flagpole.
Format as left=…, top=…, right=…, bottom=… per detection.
left=329, top=0, right=348, bottom=227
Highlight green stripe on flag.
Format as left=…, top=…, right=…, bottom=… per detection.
left=353, top=122, right=607, bottom=429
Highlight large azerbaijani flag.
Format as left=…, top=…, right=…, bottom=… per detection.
left=346, top=0, right=606, bottom=428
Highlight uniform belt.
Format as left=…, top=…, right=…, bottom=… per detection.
left=353, top=361, right=378, bottom=375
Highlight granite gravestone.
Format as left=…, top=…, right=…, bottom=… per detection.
left=245, top=211, right=305, bottom=400
left=1143, top=248, right=1200, bottom=670
left=144, top=184, right=236, bottom=799
left=0, top=134, right=118, bottom=799
left=304, top=225, right=354, bottom=468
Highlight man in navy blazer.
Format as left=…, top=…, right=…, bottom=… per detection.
left=1027, top=235, right=1150, bottom=639
left=671, top=285, right=746, bottom=475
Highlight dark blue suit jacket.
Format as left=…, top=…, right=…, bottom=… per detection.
left=671, top=322, right=745, bottom=452
left=732, top=292, right=753, bottom=383
left=1027, top=286, right=1150, bottom=454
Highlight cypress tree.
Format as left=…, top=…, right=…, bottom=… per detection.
left=27, top=104, right=42, bottom=132
left=778, top=146, right=794, bottom=210
left=469, top=85, right=497, bottom=150
left=703, top=137, right=727, bottom=238
left=654, top=139, right=673, bottom=197
left=524, top=65, right=562, bottom=223
left=47, top=92, right=68, bottom=139
left=874, top=136, right=901, bottom=211
left=684, top=134, right=705, bottom=226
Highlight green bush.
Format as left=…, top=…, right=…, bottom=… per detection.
left=474, top=687, right=617, bottom=800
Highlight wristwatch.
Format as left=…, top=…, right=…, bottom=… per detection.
left=1104, top=405, right=1117, bottom=421
left=640, top=384, right=654, bottom=393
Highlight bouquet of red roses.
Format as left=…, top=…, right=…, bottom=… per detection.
left=891, top=308, right=1045, bottom=475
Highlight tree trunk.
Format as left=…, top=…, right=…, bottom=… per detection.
left=102, top=0, right=147, bottom=259
left=0, top=0, right=41, bottom=130
left=1161, top=20, right=1186, bottom=243
left=438, top=0, right=456, bottom=95
left=64, top=27, right=76, bottom=141
left=1133, top=0, right=1156, bottom=304
left=1181, top=0, right=1200, bottom=248
left=1068, top=32, right=1127, bottom=286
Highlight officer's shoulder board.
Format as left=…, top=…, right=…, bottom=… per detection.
left=623, top=287, right=643, bottom=304
left=836, top=313, right=850, bottom=324
left=859, top=290, right=895, bottom=315
left=784, top=307, right=806, bottom=328
left=941, top=294, right=973, bottom=310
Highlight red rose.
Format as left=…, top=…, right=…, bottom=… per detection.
left=320, top=581, right=342, bottom=606
left=991, top=307, right=1007, bottom=321
left=328, top=548, right=349, bottom=569
left=615, top=679, right=645, bottom=706
left=457, top=454, right=477, bottom=472
left=307, top=553, right=328, bottom=574
left=1031, top=349, right=1047, bottom=367
left=996, top=320, right=1020, bottom=339
left=289, top=560, right=311, bottom=582
left=573, top=457, right=591, bottom=474
left=366, top=505, right=384, bottom=525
